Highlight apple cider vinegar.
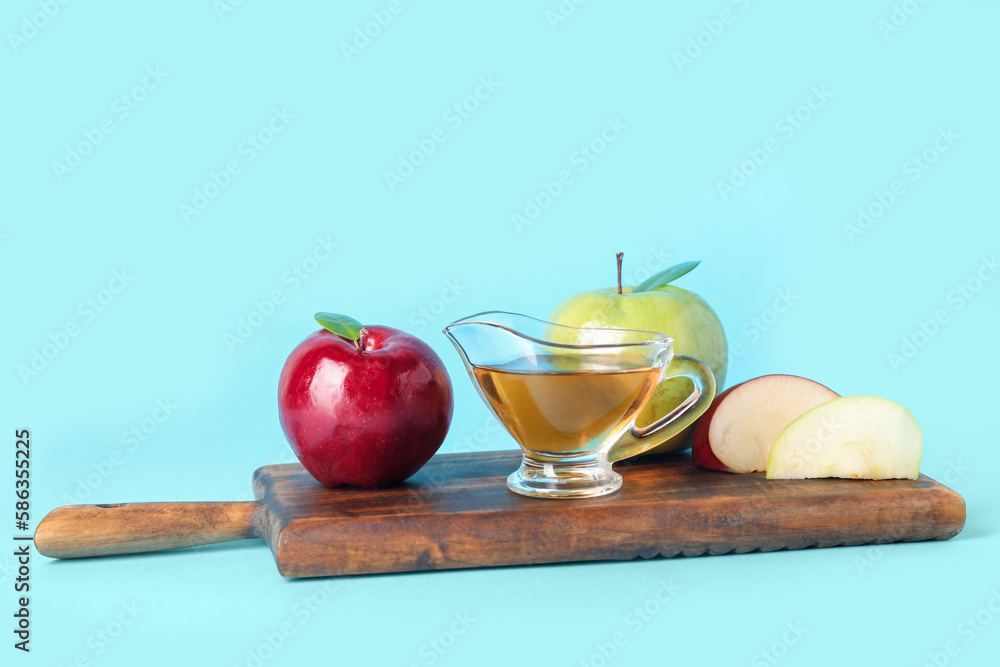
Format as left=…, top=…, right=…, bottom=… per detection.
left=446, top=311, right=716, bottom=498
left=472, top=354, right=662, bottom=456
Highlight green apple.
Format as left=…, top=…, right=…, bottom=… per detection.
left=766, top=396, right=922, bottom=480
left=547, top=255, right=727, bottom=453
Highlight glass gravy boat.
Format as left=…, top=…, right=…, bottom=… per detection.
left=443, top=311, right=715, bottom=498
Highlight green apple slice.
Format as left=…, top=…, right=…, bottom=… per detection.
left=766, top=396, right=922, bottom=480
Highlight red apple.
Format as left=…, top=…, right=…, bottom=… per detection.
left=278, top=313, right=454, bottom=488
left=692, top=374, right=839, bottom=473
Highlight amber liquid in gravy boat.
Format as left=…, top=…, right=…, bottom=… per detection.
left=472, top=353, right=661, bottom=457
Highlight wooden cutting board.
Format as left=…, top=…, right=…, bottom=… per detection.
left=35, top=450, right=966, bottom=578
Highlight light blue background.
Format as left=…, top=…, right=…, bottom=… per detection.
left=4, top=1, right=999, bottom=665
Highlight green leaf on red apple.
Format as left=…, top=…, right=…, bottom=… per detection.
left=634, top=261, right=701, bottom=293
left=314, top=312, right=364, bottom=341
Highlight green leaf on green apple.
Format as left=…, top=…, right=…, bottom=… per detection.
left=634, top=261, right=701, bottom=293
left=314, top=312, right=364, bottom=341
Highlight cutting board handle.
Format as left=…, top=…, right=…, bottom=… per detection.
left=34, top=501, right=261, bottom=559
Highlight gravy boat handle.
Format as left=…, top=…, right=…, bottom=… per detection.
left=607, top=355, right=716, bottom=463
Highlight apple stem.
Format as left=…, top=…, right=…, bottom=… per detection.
left=616, top=252, right=623, bottom=295
left=356, top=327, right=369, bottom=351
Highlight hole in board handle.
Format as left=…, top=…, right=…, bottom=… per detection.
left=95, top=504, right=127, bottom=508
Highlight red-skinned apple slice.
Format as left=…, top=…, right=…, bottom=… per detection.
left=692, top=374, right=839, bottom=473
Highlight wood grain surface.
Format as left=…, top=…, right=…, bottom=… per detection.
left=252, top=450, right=966, bottom=578
left=34, top=451, right=966, bottom=577
left=34, top=501, right=260, bottom=558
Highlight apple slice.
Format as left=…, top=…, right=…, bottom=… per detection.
left=692, top=375, right=839, bottom=473
left=766, top=396, right=921, bottom=480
